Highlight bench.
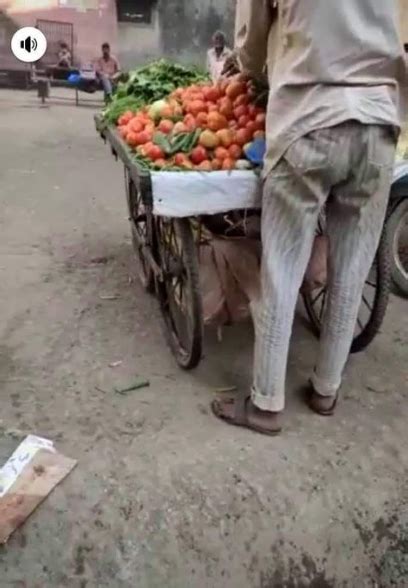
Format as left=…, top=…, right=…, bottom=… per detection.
left=33, top=66, right=104, bottom=106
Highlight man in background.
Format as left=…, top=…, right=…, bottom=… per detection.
left=212, top=0, right=407, bottom=435
left=95, top=42, right=120, bottom=100
left=57, top=42, right=71, bottom=68
left=206, top=31, right=232, bottom=82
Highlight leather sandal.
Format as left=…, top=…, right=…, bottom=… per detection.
left=308, top=384, right=339, bottom=416
left=211, top=393, right=282, bottom=436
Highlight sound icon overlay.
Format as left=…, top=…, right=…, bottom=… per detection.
left=11, top=27, right=47, bottom=63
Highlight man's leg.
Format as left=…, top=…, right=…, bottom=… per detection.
left=99, top=73, right=113, bottom=98
left=212, top=131, right=334, bottom=432
left=311, top=125, right=396, bottom=411
left=252, top=159, right=326, bottom=413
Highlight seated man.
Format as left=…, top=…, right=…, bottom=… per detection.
left=57, top=42, right=71, bottom=68
left=95, top=42, right=120, bottom=100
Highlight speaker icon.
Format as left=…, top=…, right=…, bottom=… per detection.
left=11, top=27, right=47, bottom=63
left=20, top=36, right=38, bottom=53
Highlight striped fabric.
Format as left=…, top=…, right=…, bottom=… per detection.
left=251, top=122, right=396, bottom=412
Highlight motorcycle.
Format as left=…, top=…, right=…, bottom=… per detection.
left=388, top=161, right=408, bottom=297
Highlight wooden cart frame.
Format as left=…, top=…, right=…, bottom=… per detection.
left=95, top=115, right=392, bottom=369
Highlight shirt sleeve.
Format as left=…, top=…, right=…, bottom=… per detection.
left=234, top=0, right=276, bottom=75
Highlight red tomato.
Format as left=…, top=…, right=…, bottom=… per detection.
left=233, top=94, right=249, bottom=107
left=126, top=131, right=138, bottom=147
left=218, top=78, right=229, bottom=96
left=234, top=105, right=248, bottom=120
left=238, top=115, right=251, bottom=128
left=196, top=160, right=212, bottom=171
left=219, top=97, right=234, bottom=119
left=184, top=114, right=197, bottom=131
left=253, top=116, right=266, bottom=131
left=255, top=113, right=266, bottom=126
left=214, top=146, right=230, bottom=161
left=191, top=92, right=205, bottom=102
left=222, top=157, right=236, bottom=170
left=188, top=100, right=207, bottom=116
left=173, top=122, right=188, bottom=134
left=196, top=112, right=208, bottom=127
left=207, top=102, right=218, bottom=113
left=134, top=131, right=152, bottom=145
left=247, top=104, right=258, bottom=118
left=204, top=86, right=222, bottom=102
left=246, top=121, right=258, bottom=136
left=129, top=118, right=144, bottom=133
left=159, top=105, right=174, bottom=119
left=207, top=112, right=228, bottom=132
left=158, top=119, right=174, bottom=134
left=226, top=81, right=247, bottom=100
left=118, top=111, right=134, bottom=126
left=235, top=128, right=251, bottom=146
left=144, top=123, right=155, bottom=134
left=146, top=144, right=165, bottom=161
left=216, top=129, right=234, bottom=148
left=254, top=130, right=266, bottom=140
left=174, top=153, right=187, bottom=166
left=229, top=144, right=242, bottom=159
left=174, top=153, right=193, bottom=169
left=212, top=159, right=223, bottom=170
left=154, top=158, right=167, bottom=168
left=190, top=146, right=208, bottom=165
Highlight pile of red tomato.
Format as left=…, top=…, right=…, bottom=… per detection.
left=116, top=79, right=266, bottom=171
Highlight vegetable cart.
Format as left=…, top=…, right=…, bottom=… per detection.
left=95, top=114, right=392, bottom=369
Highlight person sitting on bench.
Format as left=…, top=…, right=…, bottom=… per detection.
left=58, top=42, right=71, bottom=68
left=95, top=42, right=120, bottom=100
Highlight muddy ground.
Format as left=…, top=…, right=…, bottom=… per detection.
left=0, top=89, right=407, bottom=587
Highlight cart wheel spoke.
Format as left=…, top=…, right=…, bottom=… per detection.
left=127, top=176, right=154, bottom=292
left=303, top=216, right=390, bottom=354
left=311, top=288, right=325, bottom=307
left=362, top=294, right=373, bottom=312
left=156, top=218, right=203, bottom=369
left=318, top=290, right=327, bottom=320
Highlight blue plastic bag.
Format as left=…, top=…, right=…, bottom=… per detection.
left=67, top=73, right=81, bottom=85
left=244, top=138, right=266, bottom=166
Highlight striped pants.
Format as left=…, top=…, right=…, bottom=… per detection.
left=252, top=122, right=396, bottom=412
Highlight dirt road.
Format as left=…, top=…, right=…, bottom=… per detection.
left=0, top=89, right=407, bottom=587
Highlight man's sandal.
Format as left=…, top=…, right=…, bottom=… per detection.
left=308, top=385, right=339, bottom=416
left=211, top=393, right=282, bottom=436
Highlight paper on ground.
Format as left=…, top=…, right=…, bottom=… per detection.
left=151, top=170, right=262, bottom=217
left=0, top=435, right=76, bottom=543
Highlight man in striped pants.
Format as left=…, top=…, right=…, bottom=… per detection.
left=212, top=0, right=407, bottom=434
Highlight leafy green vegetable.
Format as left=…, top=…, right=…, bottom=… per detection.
left=102, top=59, right=209, bottom=125
left=102, top=96, right=143, bottom=126
left=153, top=129, right=201, bottom=156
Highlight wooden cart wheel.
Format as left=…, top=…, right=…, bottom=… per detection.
left=125, top=169, right=155, bottom=293
left=303, top=217, right=391, bottom=354
left=155, top=217, right=203, bottom=369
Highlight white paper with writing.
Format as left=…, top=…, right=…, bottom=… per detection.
left=0, top=435, right=55, bottom=498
